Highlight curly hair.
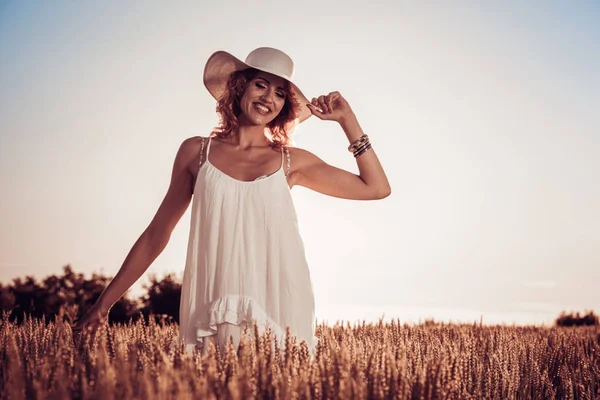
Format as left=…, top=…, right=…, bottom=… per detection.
left=211, top=68, right=301, bottom=151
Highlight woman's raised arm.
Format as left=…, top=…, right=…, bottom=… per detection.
left=295, top=92, right=391, bottom=200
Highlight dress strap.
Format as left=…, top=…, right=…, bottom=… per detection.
left=198, top=137, right=205, bottom=167
left=282, top=146, right=290, bottom=177
left=198, top=136, right=212, bottom=167
left=206, top=136, right=213, bottom=157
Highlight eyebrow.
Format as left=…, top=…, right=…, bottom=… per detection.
left=256, top=77, right=285, bottom=92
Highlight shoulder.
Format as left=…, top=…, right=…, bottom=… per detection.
left=284, top=146, right=329, bottom=188
left=286, top=146, right=318, bottom=161
left=174, top=135, right=211, bottom=172
left=180, top=135, right=213, bottom=155
left=286, top=146, right=325, bottom=174
left=182, top=135, right=210, bottom=149
left=173, top=136, right=198, bottom=159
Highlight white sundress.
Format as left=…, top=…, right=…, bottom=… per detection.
left=176, top=136, right=317, bottom=355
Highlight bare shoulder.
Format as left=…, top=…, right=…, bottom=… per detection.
left=284, top=146, right=326, bottom=188
left=182, top=135, right=208, bottom=153
left=175, top=135, right=211, bottom=174
left=286, top=146, right=324, bottom=175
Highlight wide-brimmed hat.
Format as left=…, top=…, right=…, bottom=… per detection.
left=203, top=47, right=312, bottom=123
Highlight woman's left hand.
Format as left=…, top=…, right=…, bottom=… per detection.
left=307, top=91, right=354, bottom=123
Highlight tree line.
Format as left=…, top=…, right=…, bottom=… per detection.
left=0, top=265, right=597, bottom=327
left=0, top=265, right=180, bottom=324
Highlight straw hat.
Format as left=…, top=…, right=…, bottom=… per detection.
left=203, top=47, right=312, bottom=123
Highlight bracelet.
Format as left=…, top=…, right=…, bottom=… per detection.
left=354, top=143, right=372, bottom=158
left=354, top=144, right=372, bottom=158
left=348, top=134, right=369, bottom=152
left=352, top=140, right=371, bottom=156
left=349, top=136, right=369, bottom=152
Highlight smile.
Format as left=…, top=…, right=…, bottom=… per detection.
left=253, top=103, right=271, bottom=114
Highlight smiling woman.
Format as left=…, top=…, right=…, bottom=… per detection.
left=213, top=67, right=301, bottom=152
left=71, top=47, right=391, bottom=358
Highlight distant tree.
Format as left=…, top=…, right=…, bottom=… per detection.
left=1, top=265, right=140, bottom=324
left=555, top=310, right=599, bottom=327
left=0, top=283, right=15, bottom=310
left=140, top=273, right=181, bottom=323
left=0, top=265, right=188, bottom=325
left=8, top=276, right=46, bottom=322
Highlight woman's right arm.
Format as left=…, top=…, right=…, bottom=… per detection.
left=72, top=137, right=201, bottom=332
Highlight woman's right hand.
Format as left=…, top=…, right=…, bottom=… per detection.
left=71, top=303, right=109, bottom=343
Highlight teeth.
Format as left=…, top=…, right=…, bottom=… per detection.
left=255, top=103, right=270, bottom=113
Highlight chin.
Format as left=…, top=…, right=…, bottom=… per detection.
left=243, top=112, right=275, bottom=126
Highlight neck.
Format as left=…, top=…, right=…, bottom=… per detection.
left=225, top=124, right=270, bottom=150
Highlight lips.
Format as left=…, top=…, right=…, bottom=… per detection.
left=253, top=102, right=271, bottom=115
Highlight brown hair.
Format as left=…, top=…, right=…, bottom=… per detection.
left=211, top=68, right=301, bottom=151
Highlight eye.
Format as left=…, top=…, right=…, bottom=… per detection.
left=255, top=82, right=266, bottom=89
left=276, top=92, right=285, bottom=98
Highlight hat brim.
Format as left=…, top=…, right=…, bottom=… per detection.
left=203, top=50, right=312, bottom=123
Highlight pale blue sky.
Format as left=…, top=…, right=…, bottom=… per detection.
left=1, top=1, right=598, bottom=326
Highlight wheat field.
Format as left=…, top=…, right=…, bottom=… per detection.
left=1, top=311, right=598, bottom=400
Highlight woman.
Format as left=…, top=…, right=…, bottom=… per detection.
left=71, top=47, right=391, bottom=356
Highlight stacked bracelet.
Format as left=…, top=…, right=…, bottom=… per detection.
left=348, top=134, right=369, bottom=152
left=354, top=142, right=372, bottom=158
left=348, top=134, right=372, bottom=158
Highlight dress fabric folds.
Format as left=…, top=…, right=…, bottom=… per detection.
left=175, top=136, right=317, bottom=355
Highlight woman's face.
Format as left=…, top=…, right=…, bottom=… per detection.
left=238, top=71, right=287, bottom=127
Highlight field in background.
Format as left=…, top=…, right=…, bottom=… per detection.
left=1, top=313, right=598, bottom=399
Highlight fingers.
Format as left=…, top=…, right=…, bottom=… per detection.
left=312, top=93, right=340, bottom=113
left=325, top=93, right=337, bottom=114
left=308, top=92, right=343, bottom=119
left=71, top=313, right=102, bottom=334
left=308, top=96, right=329, bottom=118
left=325, top=98, right=332, bottom=113
left=71, top=318, right=105, bottom=349
left=307, top=98, right=324, bottom=119
left=310, top=97, right=323, bottom=113
left=306, top=103, right=322, bottom=118
left=71, top=323, right=87, bottom=336
left=317, top=95, right=328, bottom=113
left=71, top=319, right=82, bottom=332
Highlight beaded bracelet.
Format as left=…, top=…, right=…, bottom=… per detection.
left=348, top=134, right=369, bottom=152
left=349, top=137, right=369, bottom=153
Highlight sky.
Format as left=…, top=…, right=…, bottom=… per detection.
left=1, top=1, right=598, bottom=327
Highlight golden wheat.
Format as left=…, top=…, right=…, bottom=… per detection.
left=0, top=311, right=598, bottom=399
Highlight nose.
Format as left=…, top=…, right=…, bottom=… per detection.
left=259, top=87, right=276, bottom=104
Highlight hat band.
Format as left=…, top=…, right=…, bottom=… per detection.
left=245, top=62, right=293, bottom=82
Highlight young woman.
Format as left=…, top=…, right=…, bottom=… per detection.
left=72, top=47, right=391, bottom=356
